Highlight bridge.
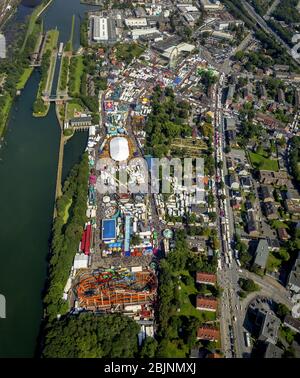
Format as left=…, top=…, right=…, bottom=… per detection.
left=42, top=94, right=71, bottom=104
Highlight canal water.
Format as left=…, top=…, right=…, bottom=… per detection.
left=0, top=0, right=94, bottom=357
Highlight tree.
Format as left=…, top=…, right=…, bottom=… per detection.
left=131, top=234, right=142, bottom=246
left=276, top=303, right=290, bottom=320
left=43, top=313, right=140, bottom=358
left=140, top=337, right=158, bottom=358
left=238, top=278, right=260, bottom=293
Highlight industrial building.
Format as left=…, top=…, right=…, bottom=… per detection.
left=131, top=27, right=160, bottom=40
left=91, top=16, right=116, bottom=43
left=200, top=0, right=223, bottom=11
left=125, top=18, right=148, bottom=28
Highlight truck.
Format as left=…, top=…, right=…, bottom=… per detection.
left=244, top=332, right=251, bottom=348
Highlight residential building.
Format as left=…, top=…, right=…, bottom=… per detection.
left=187, top=236, right=207, bottom=254
left=284, top=199, right=300, bottom=217
left=260, top=186, right=274, bottom=203
left=286, top=253, right=300, bottom=293
left=283, top=315, right=300, bottom=334
left=196, top=272, right=217, bottom=286
left=226, top=84, right=235, bottom=106
left=254, top=239, right=269, bottom=269
left=286, top=189, right=300, bottom=202
left=259, top=312, right=281, bottom=344
left=259, top=170, right=289, bottom=186
left=264, top=343, right=284, bottom=358
left=240, top=176, right=252, bottom=191
left=277, top=227, right=290, bottom=241
left=246, top=210, right=259, bottom=237
left=228, top=174, right=239, bottom=190
left=197, top=327, right=220, bottom=342
left=277, top=88, right=285, bottom=104
left=196, top=296, right=218, bottom=312
left=262, top=202, right=278, bottom=220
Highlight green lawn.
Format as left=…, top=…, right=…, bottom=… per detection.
left=269, top=220, right=288, bottom=229
left=66, top=101, right=84, bottom=119
left=63, top=198, right=72, bottom=224
left=115, top=43, right=145, bottom=64
left=267, top=252, right=282, bottom=272
left=68, top=56, right=84, bottom=96
left=159, top=340, right=189, bottom=358
left=65, top=14, right=75, bottom=52
left=176, top=271, right=217, bottom=322
left=16, top=67, right=34, bottom=90
left=21, top=0, right=50, bottom=52
left=45, top=55, right=57, bottom=94
left=249, top=152, right=279, bottom=171
left=44, top=29, right=59, bottom=54
left=0, top=95, right=12, bottom=137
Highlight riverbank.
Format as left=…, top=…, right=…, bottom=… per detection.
left=0, top=0, right=94, bottom=357
left=0, top=0, right=54, bottom=139
left=21, top=0, right=53, bottom=52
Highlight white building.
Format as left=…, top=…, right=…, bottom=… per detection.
left=200, top=0, right=222, bottom=11
left=73, top=254, right=89, bottom=270
left=92, top=17, right=108, bottom=42
left=0, top=34, right=6, bottom=59
left=125, top=17, right=148, bottom=28
left=131, top=27, right=160, bottom=40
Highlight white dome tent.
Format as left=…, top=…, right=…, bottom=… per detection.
left=110, top=137, right=129, bottom=162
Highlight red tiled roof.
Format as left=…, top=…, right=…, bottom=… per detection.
left=196, top=296, right=218, bottom=311
left=197, top=327, right=220, bottom=341
left=196, top=272, right=217, bottom=285
left=277, top=228, right=289, bottom=240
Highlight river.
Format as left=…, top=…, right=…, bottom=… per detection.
left=0, top=0, right=93, bottom=357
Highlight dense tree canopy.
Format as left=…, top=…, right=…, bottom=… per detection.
left=43, top=313, right=140, bottom=358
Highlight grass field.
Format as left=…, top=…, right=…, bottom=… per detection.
left=63, top=199, right=72, bottom=224
left=44, top=29, right=59, bottom=54
left=65, top=14, right=75, bottom=52
left=269, top=220, right=288, bottom=229
left=16, top=67, right=34, bottom=90
left=66, top=101, right=84, bottom=119
left=0, top=95, right=12, bottom=137
left=176, top=270, right=217, bottom=322
left=115, top=43, right=145, bottom=64
left=249, top=152, right=279, bottom=171
left=21, top=1, right=45, bottom=52
left=68, top=56, right=84, bottom=96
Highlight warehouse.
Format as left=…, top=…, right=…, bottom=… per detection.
left=125, top=18, right=148, bottom=28
left=92, top=16, right=116, bottom=43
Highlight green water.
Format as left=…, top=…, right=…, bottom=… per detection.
left=0, top=0, right=94, bottom=357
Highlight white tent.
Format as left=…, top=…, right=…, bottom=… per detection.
left=110, top=137, right=129, bottom=161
